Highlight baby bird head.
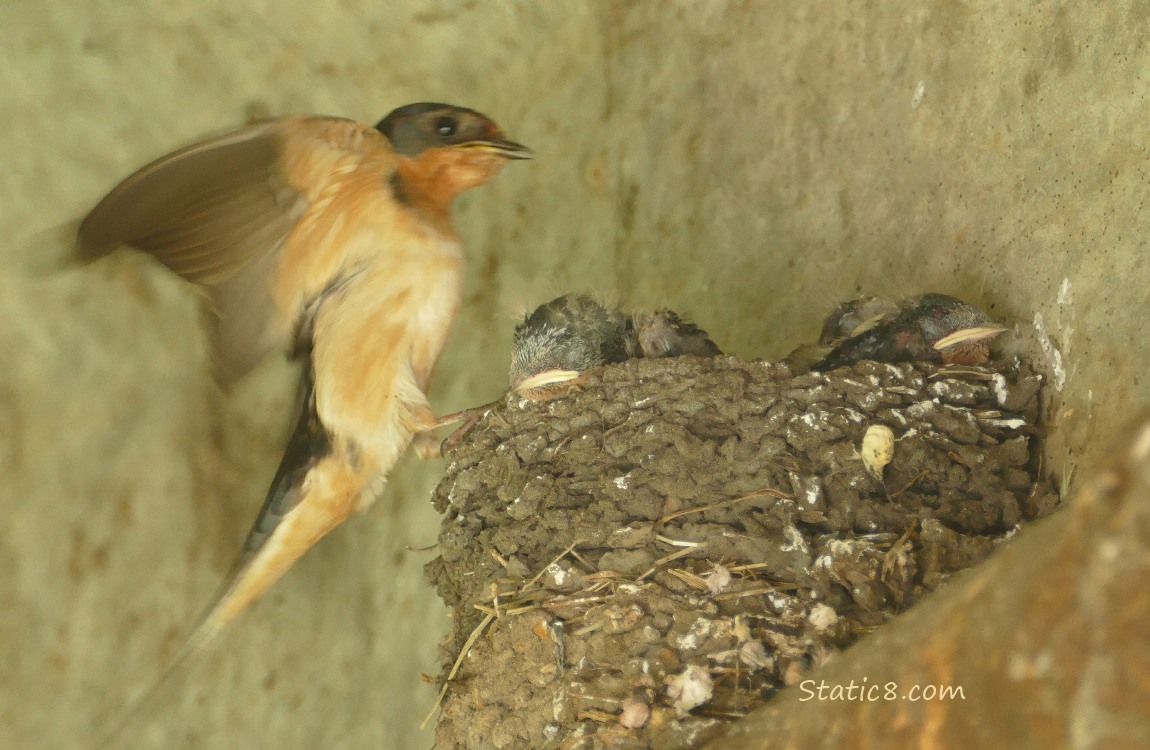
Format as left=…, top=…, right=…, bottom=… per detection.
left=509, top=294, right=634, bottom=391
left=912, top=294, right=1008, bottom=365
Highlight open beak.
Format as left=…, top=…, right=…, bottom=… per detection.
left=458, top=138, right=534, bottom=160
left=933, top=325, right=1009, bottom=351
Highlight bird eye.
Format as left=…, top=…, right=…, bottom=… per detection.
left=435, top=116, right=457, bottom=137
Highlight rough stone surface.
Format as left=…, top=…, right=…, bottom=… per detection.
left=426, top=355, right=1057, bottom=749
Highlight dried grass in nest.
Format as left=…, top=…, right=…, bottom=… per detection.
left=424, top=355, right=1058, bottom=749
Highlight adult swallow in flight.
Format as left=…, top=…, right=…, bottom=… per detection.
left=80, top=102, right=531, bottom=737
left=813, top=293, right=1007, bottom=371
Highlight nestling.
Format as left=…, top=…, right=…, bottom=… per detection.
left=509, top=294, right=721, bottom=393
left=813, top=293, right=1006, bottom=371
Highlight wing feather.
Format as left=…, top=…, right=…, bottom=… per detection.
left=78, top=119, right=312, bottom=381
left=78, top=121, right=304, bottom=278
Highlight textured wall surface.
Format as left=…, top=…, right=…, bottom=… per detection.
left=1, top=1, right=1147, bottom=748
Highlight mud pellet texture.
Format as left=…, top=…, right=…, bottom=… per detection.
left=426, top=356, right=1057, bottom=749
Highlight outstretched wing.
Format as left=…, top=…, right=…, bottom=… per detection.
left=77, top=120, right=308, bottom=382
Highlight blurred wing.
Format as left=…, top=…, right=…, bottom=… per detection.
left=77, top=120, right=309, bottom=382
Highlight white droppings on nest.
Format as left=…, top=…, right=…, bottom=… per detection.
left=633, top=397, right=651, bottom=407
left=814, top=554, right=833, bottom=571
left=546, top=562, right=569, bottom=587
left=644, top=425, right=655, bottom=434
left=842, top=406, right=866, bottom=422
left=705, top=564, right=731, bottom=595
left=665, top=665, right=714, bottom=713
left=827, top=539, right=857, bottom=556
left=808, top=603, right=839, bottom=632
left=767, top=593, right=789, bottom=611
left=739, top=640, right=772, bottom=670
left=800, top=412, right=819, bottom=427
left=804, top=483, right=822, bottom=506
left=927, top=380, right=952, bottom=397
left=907, top=400, right=935, bottom=417
left=781, top=524, right=809, bottom=554
left=613, top=474, right=631, bottom=490
left=676, top=617, right=716, bottom=651
left=991, top=373, right=1009, bottom=407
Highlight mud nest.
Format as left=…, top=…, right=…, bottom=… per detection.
left=425, top=355, right=1058, bottom=749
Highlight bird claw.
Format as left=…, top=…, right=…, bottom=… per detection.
left=412, top=402, right=500, bottom=459
left=439, top=402, right=504, bottom=454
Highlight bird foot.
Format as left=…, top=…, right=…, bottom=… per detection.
left=412, top=401, right=500, bottom=459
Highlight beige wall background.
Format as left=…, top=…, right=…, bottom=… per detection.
left=2, top=2, right=1146, bottom=747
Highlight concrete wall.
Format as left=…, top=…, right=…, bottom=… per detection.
left=2, top=1, right=1146, bottom=747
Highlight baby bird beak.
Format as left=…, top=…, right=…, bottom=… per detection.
left=933, top=325, right=1009, bottom=351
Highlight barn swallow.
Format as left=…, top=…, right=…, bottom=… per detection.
left=633, top=309, right=722, bottom=360
left=508, top=294, right=721, bottom=393
left=81, top=102, right=531, bottom=739
left=813, top=293, right=1006, bottom=371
